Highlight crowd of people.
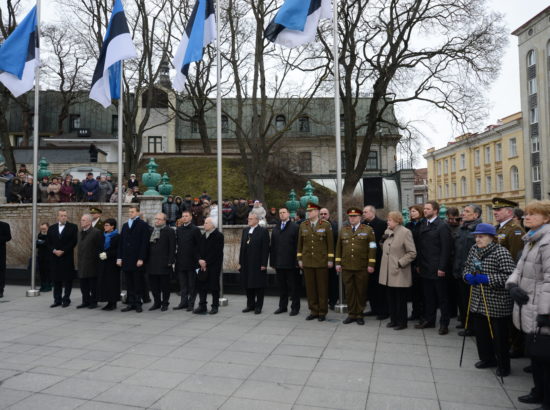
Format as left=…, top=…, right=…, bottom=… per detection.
left=0, top=195, right=549, bottom=409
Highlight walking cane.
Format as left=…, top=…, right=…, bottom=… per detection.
left=479, top=283, right=504, bottom=384
left=459, top=285, right=473, bottom=367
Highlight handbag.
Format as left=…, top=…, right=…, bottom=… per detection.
left=525, top=327, right=550, bottom=361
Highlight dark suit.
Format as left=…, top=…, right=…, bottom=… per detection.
left=117, top=217, right=150, bottom=308
left=239, top=226, right=270, bottom=311
left=270, top=220, right=300, bottom=312
left=175, top=223, right=202, bottom=308
left=363, top=216, right=388, bottom=316
left=417, top=217, right=452, bottom=326
left=0, top=221, right=12, bottom=294
left=196, top=229, right=224, bottom=309
left=147, top=226, right=176, bottom=307
left=77, top=227, right=104, bottom=306
left=98, top=234, right=121, bottom=307
left=46, top=222, right=78, bottom=305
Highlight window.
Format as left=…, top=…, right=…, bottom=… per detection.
left=528, top=78, right=537, bottom=95
left=495, top=143, right=502, bottom=161
left=445, top=184, right=449, bottom=197
left=460, top=153, right=466, bottom=170
left=461, top=177, right=467, bottom=195
left=69, top=114, right=81, bottom=131
left=532, top=135, right=540, bottom=153
left=485, top=176, right=492, bottom=194
left=527, top=49, right=536, bottom=67
left=275, top=115, right=286, bottom=131
left=148, top=136, right=162, bottom=153
left=221, top=115, right=229, bottom=133
left=532, top=165, right=541, bottom=182
left=191, top=115, right=199, bottom=133
left=451, top=157, right=456, bottom=172
left=486, top=206, right=493, bottom=223
left=415, top=195, right=424, bottom=204
left=366, top=151, right=378, bottom=170
left=452, top=183, right=457, bottom=197
left=443, top=159, right=448, bottom=174
left=475, top=178, right=481, bottom=195
left=298, top=152, right=312, bottom=173
left=530, top=107, right=538, bottom=124
left=299, top=116, right=310, bottom=132
left=111, top=115, right=118, bottom=134
left=474, top=149, right=480, bottom=166
left=510, top=166, right=520, bottom=190
left=438, top=185, right=442, bottom=198
left=509, top=138, right=517, bottom=157
left=484, top=146, right=491, bottom=164
left=497, top=174, right=504, bottom=191
left=437, top=161, right=442, bottom=176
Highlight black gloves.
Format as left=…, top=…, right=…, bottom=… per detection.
left=509, top=285, right=529, bottom=306
left=536, top=315, right=550, bottom=328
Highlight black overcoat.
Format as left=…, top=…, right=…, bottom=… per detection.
left=117, top=218, right=150, bottom=271
left=98, top=234, right=121, bottom=302
left=147, top=226, right=176, bottom=275
left=239, top=226, right=269, bottom=289
left=198, top=229, right=224, bottom=290
left=175, top=223, right=201, bottom=270
left=417, top=217, right=452, bottom=279
left=0, top=221, right=11, bottom=273
left=77, top=227, right=103, bottom=279
left=363, top=216, right=386, bottom=273
left=269, top=220, right=298, bottom=269
left=46, top=222, right=78, bottom=281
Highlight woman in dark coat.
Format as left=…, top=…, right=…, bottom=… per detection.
left=98, top=218, right=121, bottom=310
left=59, top=175, right=74, bottom=202
left=405, top=204, right=425, bottom=321
left=239, top=213, right=270, bottom=314
left=37, top=223, right=51, bottom=292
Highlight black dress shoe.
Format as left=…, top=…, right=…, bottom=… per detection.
left=193, top=308, right=207, bottom=314
left=394, top=324, right=407, bottom=330
left=318, top=316, right=326, bottom=322
left=88, top=304, right=98, bottom=309
left=386, top=322, right=396, bottom=328
left=76, top=303, right=89, bottom=309
left=438, top=326, right=449, bottom=335
left=62, top=301, right=70, bottom=308
left=135, top=306, right=143, bottom=313
left=242, top=307, right=254, bottom=313
left=274, top=308, right=287, bottom=314
left=254, top=308, right=262, bottom=314
left=289, top=310, right=299, bottom=316
left=121, top=306, right=134, bottom=312
left=356, top=318, right=365, bottom=325
left=458, top=329, right=474, bottom=337
left=209, top=307, right=218, bottom=314
left=376, top=314, right=390, bottom=320
left=475, top=360, right=497, bottom=369
left=518, top=393, right=542, bottom=404
left=306, top=314, right=318, bottom=321
left=50, top=302, right=61, bottom=308
left=160, top=305, right=168, bottom=312
left=186, top=306, right=194, bottom=312
left=414, top=321, right=435, bottom=329
left=496, top=367, right=510, bottom=377
left=363, top=311, right=376, bottom=317
left=173, top=305, right=186, bottom=310
left=343, top=317, right=356, bottom=324
left=149, top=304, right=161, bottom=311
left=102, top=304, right=115, bottom=311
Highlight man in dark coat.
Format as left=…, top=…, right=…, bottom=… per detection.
left=127, top=174, right=139, bottom=190
left=415, top=200, right=452, bottom=335
left=0, top=220, right=12, bottom=298
left=76, top=214, right=104, bottom=309
left=147, top=213, right=176, bottom=311
left=239, top=213, right=270, bottom=314
left=47, top=210, right=78, bottom=307
left=321, top=208, right=339, bottom=310
left=194, top=217, right=224, bottom=314
left=81, top=172, right=99, bottom=202
left=234, top=198, right=249, bottom=225
left=270, top=207, right=300, bottom=315
left=117, top=205, right=150, bottom=313
left=174, top=210, right=202, bottom=311
left=362, top=205, right=388, bottom=319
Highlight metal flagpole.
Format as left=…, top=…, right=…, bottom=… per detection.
left=117, top=62, right=124, bottom=226
left=216, top=0, right=227, bottom=306
left=333, top=0, right=346, bottom=314
left=27, top=0, right=42, bottom=297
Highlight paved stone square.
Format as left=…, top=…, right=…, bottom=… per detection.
left=0, top=285, right=536, bottom=409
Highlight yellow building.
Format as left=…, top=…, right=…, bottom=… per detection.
left=424, top=113, right=525, bottom=223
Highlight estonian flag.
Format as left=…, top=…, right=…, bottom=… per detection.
left=172, top=0, right=216, bottom=92
left=265, top=0, right=331, bottom=48
left=90, top=0, right=137, bottom=108
left=0, top=6, right=39, bottom=97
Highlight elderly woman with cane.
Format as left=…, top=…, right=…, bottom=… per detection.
left=462, top=223, right=515, bottom=377
left=506, top=200, right=550, bottom=409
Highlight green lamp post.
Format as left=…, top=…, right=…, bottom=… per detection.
left=158, top=172, right=173, bottom=200
left=37, top=157, right=52, bottom=180
left=300, top=180, right=319, bottom=208
left=142, top=158, right=161, bottom=196
left=285, top=189, right=301, bottom=219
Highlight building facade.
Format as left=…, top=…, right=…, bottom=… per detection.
left=513, top=6, right=550, bottom=201
left=424, top=113, right=525, bottom=222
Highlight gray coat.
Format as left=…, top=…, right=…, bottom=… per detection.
left=77, top=227, right=103, bottom=278
left=506, top=224, right=550, bottom=335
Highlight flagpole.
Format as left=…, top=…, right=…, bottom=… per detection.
left=333, top=0, right=346, bottom=314
left=117, top=62, right=124, bottom=227
left=216, top=0, right=227, bottom=307
left=27, top=0, right=41, bottom=297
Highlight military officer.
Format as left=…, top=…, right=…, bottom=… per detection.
left=492, top=198, right=525, bottom=262
left=335, top=208, right=376, bottom=325
left=90, top=207, right=105, bottom=232
left=297, top=203, right=334, bottom=322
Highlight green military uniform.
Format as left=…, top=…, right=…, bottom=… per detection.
left=335, top=223, right=376, bottom=319
left=90, top=208, right=105, bottom=232
left=297, top=218, right=334, bottom=317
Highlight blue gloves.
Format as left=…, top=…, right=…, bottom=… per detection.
left=476, top=274, right=489, bottom=285
left=464, top=274, right=477, bottom=285
left=464, top=274, right=489, bottom=286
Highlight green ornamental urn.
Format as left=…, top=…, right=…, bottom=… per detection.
left=285, top=189, right=301, bottom=219
left=142, top=158, right=161, bottom=196
left=37, top=157, right=52, bottom=180
left=300, top=180, right=319, bottom=208
left=158, top=172, right=173, bottom=200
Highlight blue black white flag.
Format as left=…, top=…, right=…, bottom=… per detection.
left=0, top=6, right=39, bottom=97
left=265, top=0, right=331, bottom=48
left=90, top=0, right=137, bottom=108
left=172, top=0, right=216, bottom=92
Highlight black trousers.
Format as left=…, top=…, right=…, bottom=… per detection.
left=38, top=258, right=51, bottom=286
left=0, top=264, right=4, bottom=292
left=246, top=288, right=264, bottom=310
left=124, top=269, right=145, bottom=308
left=530, top=357, right=550, bottom=407
left=472, top=313, right=510, bottom=371
left=456, top=278, right=470, bottom=325
left=447, top=274, right=458, bottom=318
left=328, top=267, right=339, bottom=307
left=149, top=274, right=170, bottom=306
left=387, top=286, right=408, bottom=326
left=80, top=277, right=98, bottom=305
left=367, top=271, right=388, bottom=316
left=422, top=276, right=450, bottom=326
left=177, top=269, right=196, bottom=307
left=53, top=280, right=73, bottom=304
left=410, top=266, right=424, bottom=319
left=196, top=278, right=220, bottom=309
left=276, top=268, right=301, bottom=312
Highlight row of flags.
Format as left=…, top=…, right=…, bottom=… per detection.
left=0, top=0, right=332, bottom=107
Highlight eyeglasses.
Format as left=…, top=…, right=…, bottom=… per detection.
left=320, top=213, right=329, bottom=215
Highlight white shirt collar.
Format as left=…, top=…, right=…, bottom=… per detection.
left=428, top=216, right=437, bottom=224
left=499, top=218, right=513, bottom=228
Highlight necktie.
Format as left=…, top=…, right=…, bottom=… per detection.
left=281, top=222, right=286, bottom=230
left=352, top=226, right=356, bottom=233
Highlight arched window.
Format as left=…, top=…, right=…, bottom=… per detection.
left=527, top=50, right=536, bottom=67
left=510, top=166, right=520, bottom=190
left=275, top=115, right=286, bottom=130
left=461, top=176, right=467, bottom=195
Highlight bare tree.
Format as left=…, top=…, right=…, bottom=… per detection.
left=317, top=0, right=506, bottom=195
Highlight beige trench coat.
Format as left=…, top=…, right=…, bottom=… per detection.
left=379, top=224, right=417, bottom=288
